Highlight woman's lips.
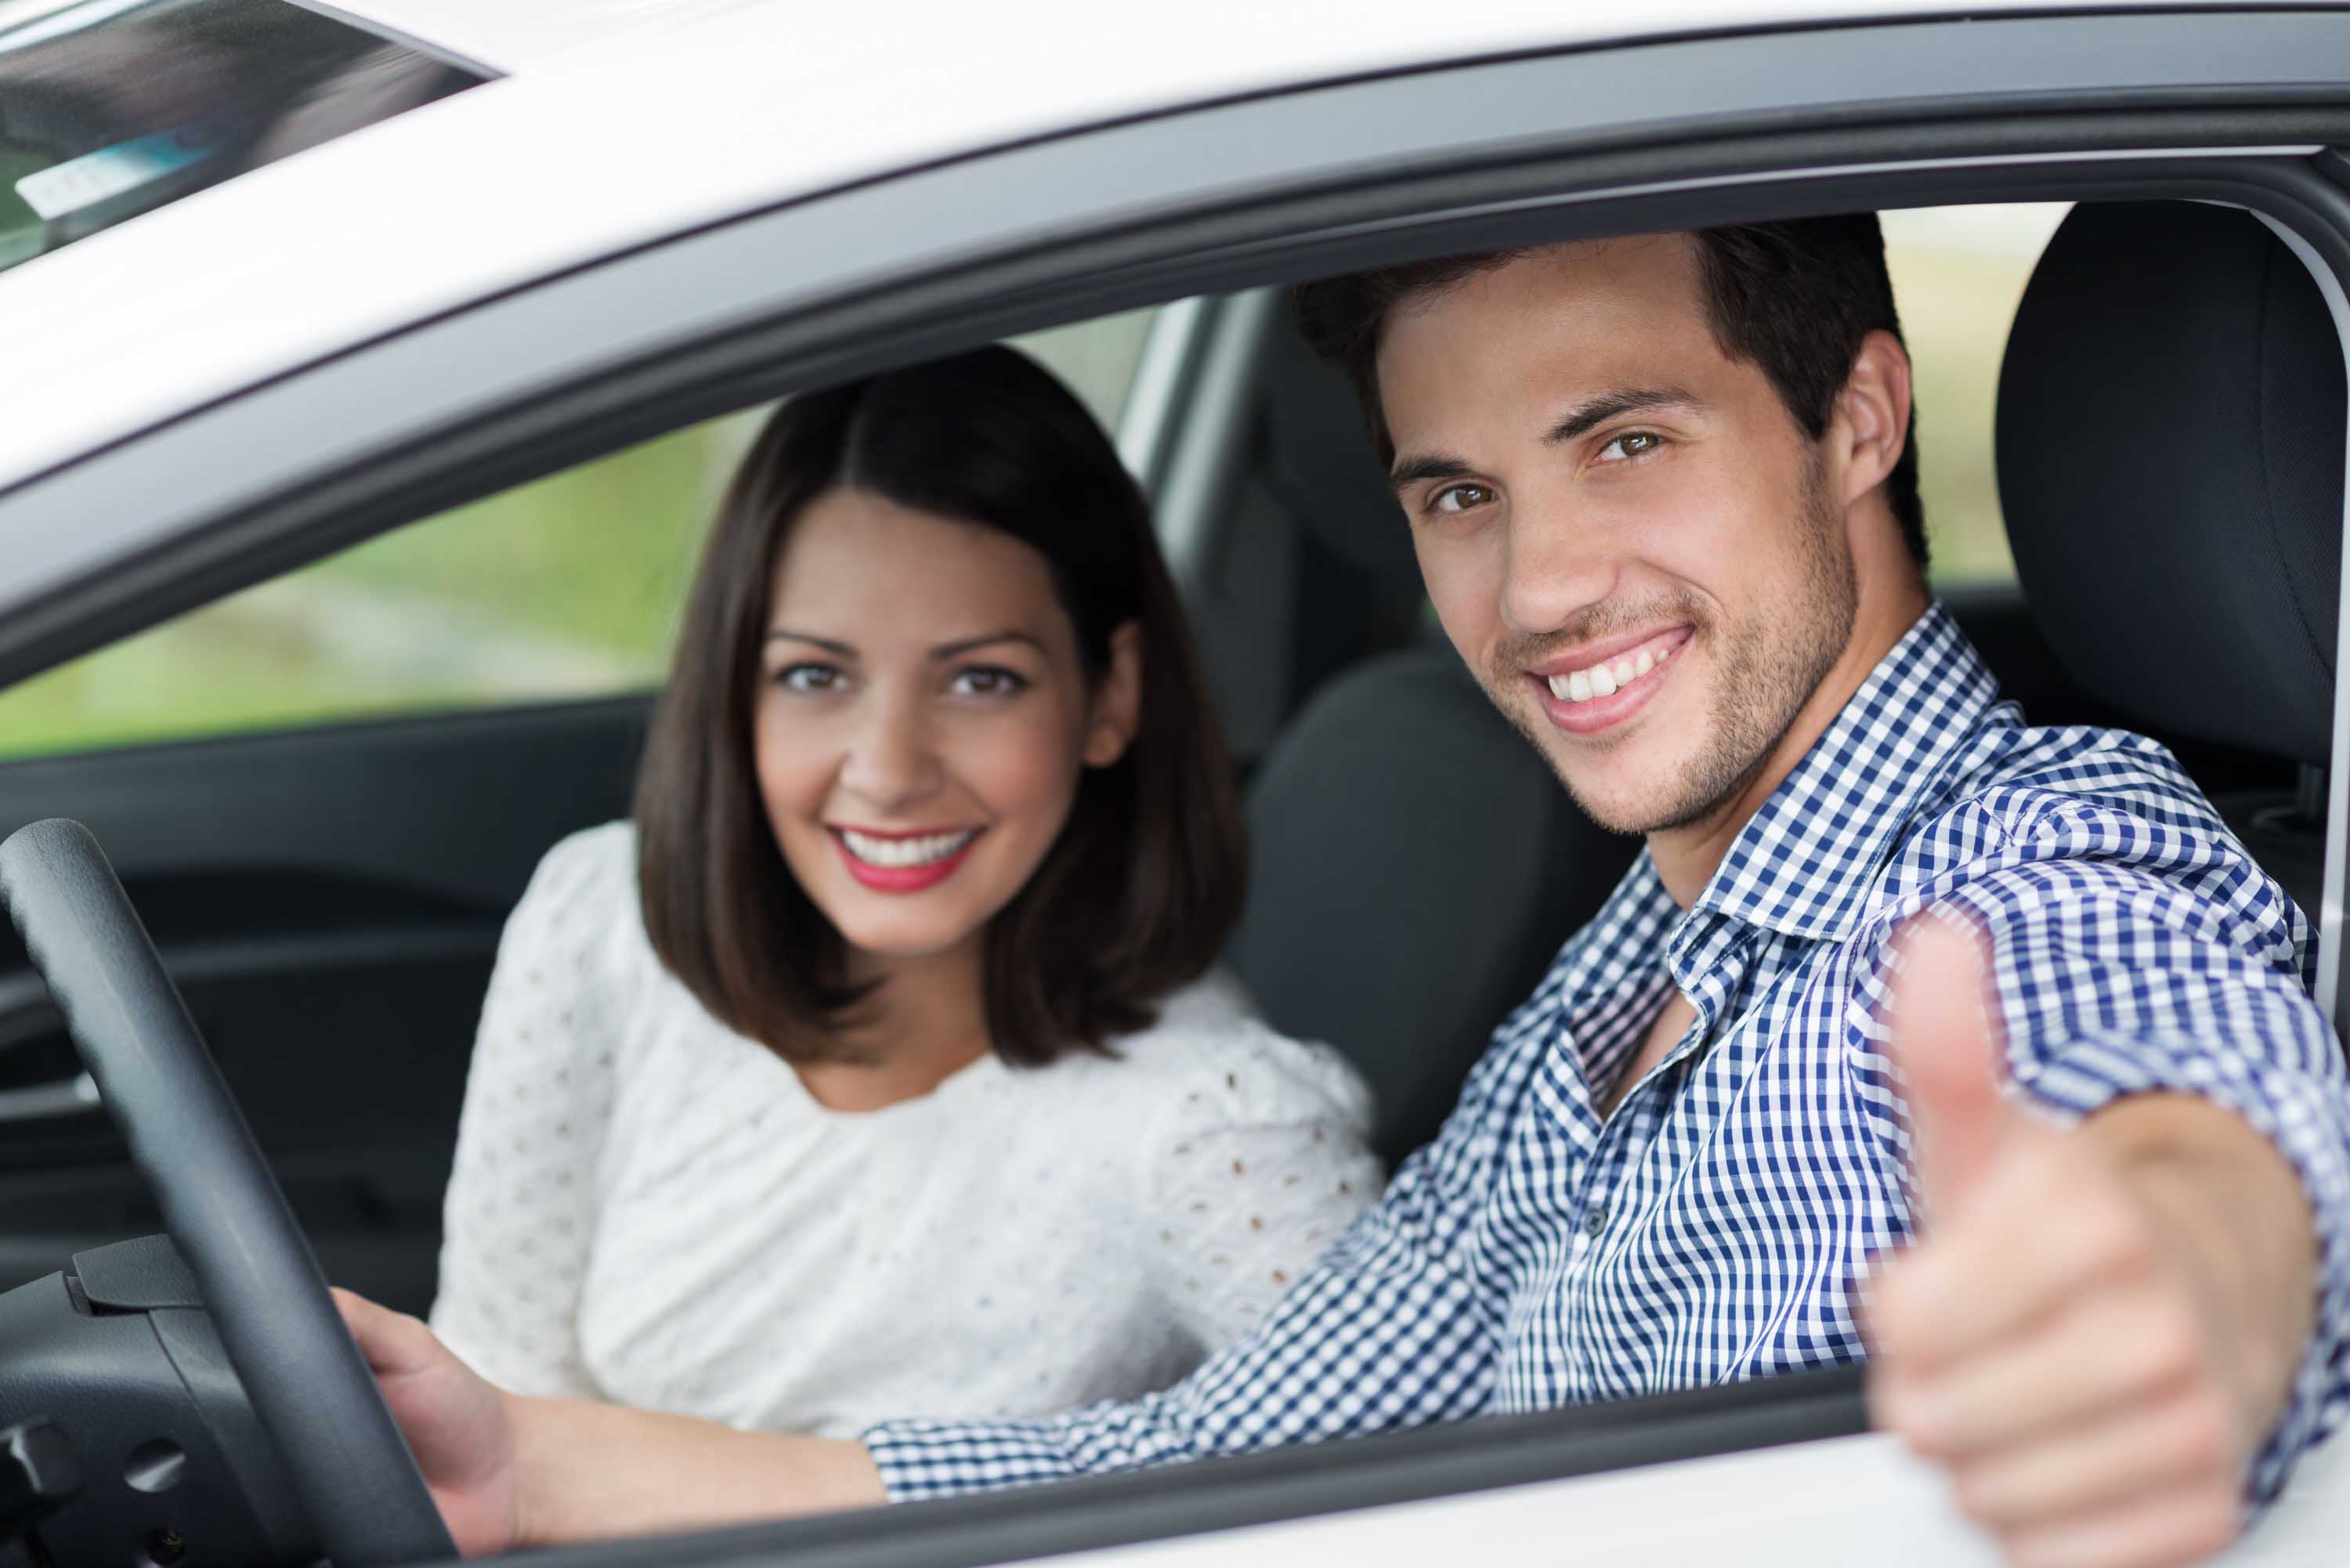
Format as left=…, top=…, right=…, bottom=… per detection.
left=829, top=827, right=983, bottom=894
left=1529, top=626, right=1694, bottom=738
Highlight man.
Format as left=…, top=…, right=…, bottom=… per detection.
left=344, top=217, right=2350, bottom=1568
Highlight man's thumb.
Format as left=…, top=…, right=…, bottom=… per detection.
left=1884, top=915, right=2012, bottom=1219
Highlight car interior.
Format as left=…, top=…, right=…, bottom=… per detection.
left=0, top=193, right=2343, bottom=1566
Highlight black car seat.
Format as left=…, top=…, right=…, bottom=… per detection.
left=1224, top=327, right=1638, bottom=1169
left=1997, top=201, right=2345, bottom=924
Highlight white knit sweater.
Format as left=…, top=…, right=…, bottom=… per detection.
left=429, top=822, right=1381, bottom=1438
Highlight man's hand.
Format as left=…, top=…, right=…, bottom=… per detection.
left=334, top=1290, right=523, bottom=1557
left=1864, top=920, right=2316, bottom=1568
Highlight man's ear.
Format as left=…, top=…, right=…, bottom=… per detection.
left=1083, top=621, right=1144, bottom=768
left=1834, top=329, right=1914, bottom=508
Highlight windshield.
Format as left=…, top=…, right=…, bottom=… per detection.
left=0, top=0, right=488, bottom=275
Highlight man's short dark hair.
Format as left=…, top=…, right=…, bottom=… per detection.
left=635, top=345, right=1246, bottom=1068
left=1291, top=216, right=1928, bottom=573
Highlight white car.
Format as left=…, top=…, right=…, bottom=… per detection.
left=1, top=2, right=2348, bottom=1566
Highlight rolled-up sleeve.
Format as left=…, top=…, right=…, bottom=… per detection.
left=1928, top=798, right=2350, bottom=1501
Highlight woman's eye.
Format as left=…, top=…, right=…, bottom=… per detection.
left=774, top=663, right=842, bottom=692
left=1597, top=431, right=1665, bottom=463
left=1430, top=482, right=1495, bottom=515
left=949, top=666, right=1028, bottom=698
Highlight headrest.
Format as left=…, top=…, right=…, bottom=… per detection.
left=1996, top=201, right=2345, bottom=766
left=1261, top=320, right=1425, bottom=590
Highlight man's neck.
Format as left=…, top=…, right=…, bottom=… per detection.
left=1648, top=573, right=1930, bottom=910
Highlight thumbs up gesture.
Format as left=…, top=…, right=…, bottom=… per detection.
left=1864, top=919, right=2314, bottom=1568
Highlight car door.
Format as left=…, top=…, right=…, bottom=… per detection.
left=0, top=313, right=1170, bottom=1315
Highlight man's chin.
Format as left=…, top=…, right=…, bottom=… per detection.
left=1546, top=745, right=1754, bottom=839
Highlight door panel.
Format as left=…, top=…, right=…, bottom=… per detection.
left=0, top=695, right=652, bottom=1313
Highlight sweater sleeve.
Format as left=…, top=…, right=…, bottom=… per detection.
left=428, top=824, right=634, bottom=1399
left=863, top=993, right=1535, bottom=1499
left=1140, top=1022, right=1384, bottom=1352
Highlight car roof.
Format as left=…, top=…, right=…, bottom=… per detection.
left=0, top=0, right=2190, bottom=497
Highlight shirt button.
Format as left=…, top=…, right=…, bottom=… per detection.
left=1584, top=1205, right=1608, bottom=1237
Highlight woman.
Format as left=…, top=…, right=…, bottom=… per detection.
left=424, top=345, right=1379, bottom=1443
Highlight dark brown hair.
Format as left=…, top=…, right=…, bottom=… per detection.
left=1291, top=215, right=1928, bottom=572
left=634, top=345, right=1245, bottom=1068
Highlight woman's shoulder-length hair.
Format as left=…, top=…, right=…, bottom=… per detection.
left=633, top=345, right=1246, bottom=1068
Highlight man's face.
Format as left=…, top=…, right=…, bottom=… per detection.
left=1378, top=235, right=1859, bottom=836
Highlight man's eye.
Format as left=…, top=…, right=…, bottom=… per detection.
left=1597, top=431, right=1665, bottom=463
left=775, top=663, right=841, bottom=692
left=1431, top=483, right=1495, bottom=515
left=950, top=667, right=1027, bottom=698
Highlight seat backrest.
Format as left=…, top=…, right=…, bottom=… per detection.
left=1227, top=647, right=1636, bottom=1168
left=1997, top=201, right=2346, bottom=920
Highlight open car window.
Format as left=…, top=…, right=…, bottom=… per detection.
left=0, top=306, right=1162, bottom=760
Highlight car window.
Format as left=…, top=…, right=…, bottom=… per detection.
left=1881, top=201, right=2073, bottom=586
left=0, top=0, right=488, bottom=276
left=0, top=308, right=1164, bottom=760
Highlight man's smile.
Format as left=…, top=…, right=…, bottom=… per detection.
left=1525, top=624, right=1694, bottom=736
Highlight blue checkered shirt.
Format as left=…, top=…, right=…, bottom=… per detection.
left=866, top=602, right=2350, bottom=1504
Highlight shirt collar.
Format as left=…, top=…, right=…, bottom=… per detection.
left=1686, top=599, right=2001, bottom=945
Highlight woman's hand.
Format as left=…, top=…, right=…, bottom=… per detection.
left=336, top=1288, right=888, bottom=1550
left=334, top=1289, right=524, bottom=1556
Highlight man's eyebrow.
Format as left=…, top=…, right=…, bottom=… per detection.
left=1388, top=452, right=1477, bottom=493
left=1545, top=386, right=1703, bottom=446
left=1386, top=387, right=1705, bottom=492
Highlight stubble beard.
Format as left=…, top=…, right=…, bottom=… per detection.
left=1484, top=464, right=1860, bottom=838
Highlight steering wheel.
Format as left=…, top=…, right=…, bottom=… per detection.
left=0, top=818, right=456, bottom=1568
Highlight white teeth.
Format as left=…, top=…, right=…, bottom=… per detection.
left=1545, top=638, right=1682, bottom=705
left=839, top=829, right=977, bottom=868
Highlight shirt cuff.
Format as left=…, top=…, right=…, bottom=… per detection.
left=2026, top=1031, right=2350, bottom=1501
left=862, top=1418, right=1080, bottom=1502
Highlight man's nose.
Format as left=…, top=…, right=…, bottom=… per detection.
left=1498, top=493, right=1618, bottom=637
left=838, top=692, right=943, bottom=809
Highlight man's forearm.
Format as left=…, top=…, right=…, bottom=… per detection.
left=2084, top=1090, right=2319, bottom=1435
left=509, top=1395, right=886, bottom=1546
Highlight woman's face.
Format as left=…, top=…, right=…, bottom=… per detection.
left=754, top=486, right=1141, bottom=963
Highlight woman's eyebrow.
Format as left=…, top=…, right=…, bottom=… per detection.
left=765, top=628, right=856, bottom=655
left=931, top=631, right=1047, bottom=659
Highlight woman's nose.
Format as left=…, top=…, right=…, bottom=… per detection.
left=837, top=695, right=943, bottom=809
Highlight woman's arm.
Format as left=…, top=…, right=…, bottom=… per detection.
left=429, top=826, right=633, bottom=1398
left=339, top=1292, right=884, bottom=1554
left=1142, top=1032, right=1384, bottom=1348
